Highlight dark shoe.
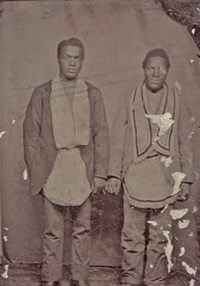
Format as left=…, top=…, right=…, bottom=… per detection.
left=71, top=280, right=90, bottom=286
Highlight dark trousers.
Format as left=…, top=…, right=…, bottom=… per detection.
left=121, top=194, right=172, bottom=286
left=41, top=196, right=91, bottom=282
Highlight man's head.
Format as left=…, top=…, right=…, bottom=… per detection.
left=57, top=38, right=85, bottom=81
left=143, top=48, right=171, bottom=92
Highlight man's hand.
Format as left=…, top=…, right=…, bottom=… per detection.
left=107, top=177, right=121, bottom=195
left=92, top=177, right=106, bottom=194
left=177, top=183, right=191, bottom=202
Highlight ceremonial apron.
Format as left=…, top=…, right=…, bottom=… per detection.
left=43, top=75, right=91, bottom=206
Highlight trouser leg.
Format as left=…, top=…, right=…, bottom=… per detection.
left=71, top=197, right=91, bottom=280
left=173, top=197, right=199, bottom=281
left=145, top=205, right=173, bottom=286
left=121, top=195, right=146, bottom=285
left=41, top=197, right=65, bottom=282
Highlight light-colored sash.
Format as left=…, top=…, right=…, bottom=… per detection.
left=50, top=75, right=90, bottom=149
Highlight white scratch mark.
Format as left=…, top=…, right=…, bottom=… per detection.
left=192, top=205, right=198, bottom=213
left=23, top=169, right=28, bottom=181
left=2, top=265, right=9, bottom=279
left=11, top=119, right=16, bottom=125
left=171, top=172, right=186, bottom=195
left=181, top=261, right=197, bottom=277
left=3, top=236, right=8, bottom=242
left=190, top=59, right=194, bottom=63
left=189, top=279, right=195, bottom=286
left=179, top=246, right=185, bottom=257
left=4, top=227, right=8, bottom=231
left=192, top=28, right=196, bottom=35
left=175, top=236, right=179, bottom=241
left=163, top=230, right=173, bottom=272
left=188, top=232, right=194, bottom=237
left=0, top=130, right=6, bottom=139
left=145, top=113, right=174, bottom=137
left=170, top=208, right=189, bottom=220
left=147, top=220, right=158, bottom=227
left=161, top=156, right=173, bottom=167
left=161, top=204, right=168, bottom=213
left=178, top=219, right=190, bottom=229
left=179, top=247, right=185, bottom=257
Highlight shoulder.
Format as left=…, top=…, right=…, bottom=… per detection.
left=85, top=81, right=102, bottom=99
left=33, top=80, right=52, bottom=97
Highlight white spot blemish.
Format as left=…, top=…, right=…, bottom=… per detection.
left=170, top=208, right=189, bottom=220
left=131, top=206, right=134, bottom=209
left=4, top=227, right=8, bottom=231
left=149, top=264, right=154, bottom=268
left=0, top=130, right=6, bottom=138
left=161, top=156, right=173, bottom=167
left=178, top=219, right=190, bottom=229
left=179, top=247, right=185, bottom=257
left=190, top=117, right=195, bottom=123
left=192, top=205, right=198, bottom=213
left=23, top=169, right=28, bottom=181
left=145, top=113, right=175, bottom=137
left=190, top=59, right=194, bottom=63
left=163, top=230, right=174, bottom=272
left=2, top=265, right=9, bottom=279
left=147, top=220, right=158, bottom=227
left=160, top=226, right=164, bottom=230
left=11, top=119, right=16, bottom=125
left=192, top=28, right=196, bottom=35
left=189, top=279, right=195, bottom=286
left=181, top=261, right=197, bottom=277
left=3, top=236, right=8, bottom=242
left=161, top=204, right=168, bottom=213
left=168, top=224, right=172, bottom=227
left=171, top=172, right=186, bottom=195
left=188, top=232, right=194, bottom=237
left=197, top=7, right=200, bottom=12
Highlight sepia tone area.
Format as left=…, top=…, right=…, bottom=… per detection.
left=0, top=0, right=200, bottom=285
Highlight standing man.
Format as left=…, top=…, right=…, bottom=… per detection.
left=23, top=38, right=109, bottom=286
left=108, top=49, right=195, bottom=286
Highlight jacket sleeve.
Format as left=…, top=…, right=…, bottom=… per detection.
left=178, top=97, right=194, bottom=184
left=23, top=87, right=42, bottom=173
left=93, top=89, right=109, bottom=179
left=108, top=96, right=128, bottom=179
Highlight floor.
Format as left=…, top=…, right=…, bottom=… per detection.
left=0, top=264, right=198, bottom=286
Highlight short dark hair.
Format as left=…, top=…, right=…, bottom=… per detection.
left=142, top=48, right=171, bottom=70
left=57, top=37, right=85, bottom=60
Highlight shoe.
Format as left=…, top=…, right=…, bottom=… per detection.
left=71, top=280, right=90, bottom=286
left=59, top=279, right=71, bottom=286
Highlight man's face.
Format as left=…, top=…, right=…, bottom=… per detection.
left=58, top=45, right=83, bottom=81
left=144, top=56, right=169, bottom=92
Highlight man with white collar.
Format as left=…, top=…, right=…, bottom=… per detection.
left=23, top=38, right=109, bottom=286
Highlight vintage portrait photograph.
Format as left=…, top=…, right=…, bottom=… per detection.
left=0, top=1, right=200, bottom=285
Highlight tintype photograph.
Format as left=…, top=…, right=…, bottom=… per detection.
left=0, top=1, right=200, bottom=286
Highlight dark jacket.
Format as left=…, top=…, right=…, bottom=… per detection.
left=23, top=80, right=109, bottom=195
